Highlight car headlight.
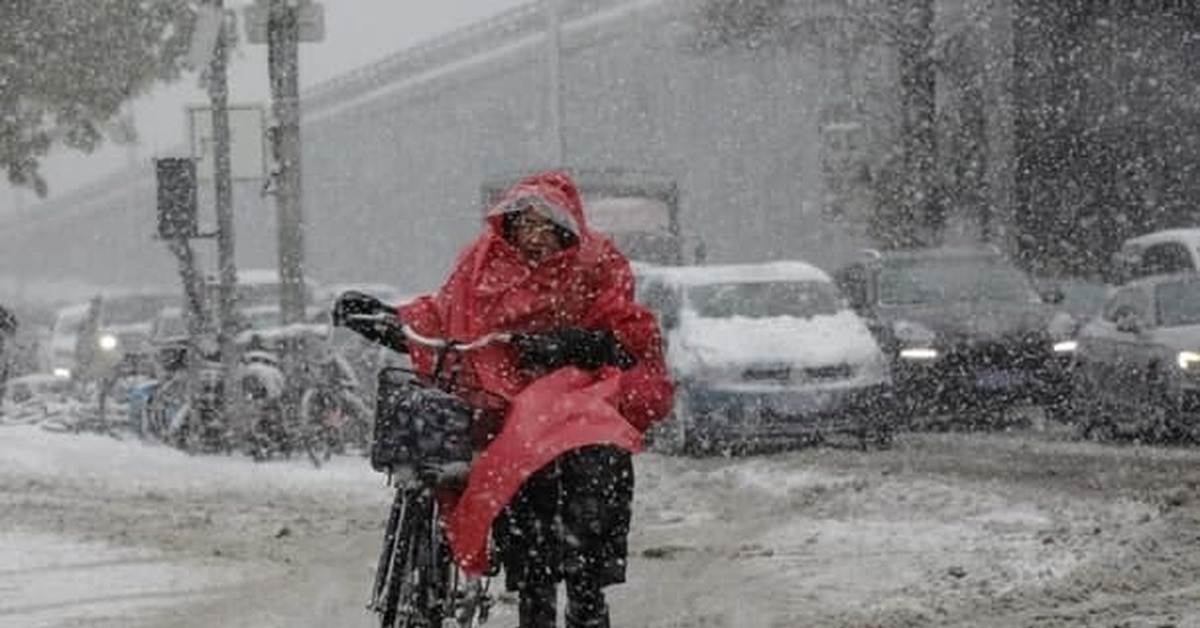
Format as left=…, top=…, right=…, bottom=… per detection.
left=680, top=344, right=732, bottom=382
left=1053, top=340, right=1078, bottom=354
left=98, top=334, right=120, bottom=352
left=52, top=367, right=72, bottom=379
left=899, top=347, right=940, bottom=361
left=893, top=320, right=939, bottom=360
left=1177, top=351, right=1200, bottom=370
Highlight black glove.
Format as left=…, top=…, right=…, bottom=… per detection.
left=332, top=290, right=388, bottom=328
left=514, top=328, right=635, bottom=371
left=332, top=291, right=409, bottom=353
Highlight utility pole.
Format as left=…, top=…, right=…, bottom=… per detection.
left=893, top=0, right=939, bottom=247
left=208, top=0, right=239, bottom=427
left=545, top=0, right=566, bottom=165
left=268, top=0, right=306, bottom=328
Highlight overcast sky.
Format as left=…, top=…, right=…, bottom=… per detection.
left=3, top=0, right=531, bottom=214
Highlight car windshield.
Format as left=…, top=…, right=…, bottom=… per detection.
left=686, top=280, right=842, bottom=319
left=1058, top=281, right=1113, bottom=319
left=879, top=256, right=1038, bottom=305
left=54, top=310, right=88, bottom=336
left=1155, top=279, right=1200, bottom=327
left=244, top=308, right=283, bottom=330
left=158, top=312, right=186, bottom=338
left=104, top=295, right=176, bottom=326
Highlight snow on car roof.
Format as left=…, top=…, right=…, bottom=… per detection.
left=8, top=373, right=70, bottom=387
left=869, top=246, right=1006, bottom=261
left=53, top=302, right=92, bottom=318
left=237, top=268, right=321, bottom=286
left=632, top=261, right=832, bottom=286
left=1122, top=228, right=1200, bottom=250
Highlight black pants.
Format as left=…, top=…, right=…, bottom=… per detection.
left=494, top=445, right=633, bottom=628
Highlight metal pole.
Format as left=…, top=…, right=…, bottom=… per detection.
left=892, top=0, right=937, bottom=247
left=267, top=0, right=306, bottom=425
left=268, top=0, right=306, bottom=327
left=208, top=0, right=239, bottom=430
left=545, top=0, right=566, bottom=165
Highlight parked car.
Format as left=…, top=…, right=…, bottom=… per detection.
left=218, top=268, right=321, bottom=310
left=148, top=306, right=191, bottom=372
left=633, top=261, right=893, bottom=454
left=317, top=282, right=407, bottom=308
left=92, top=292, right=180, bottom=380
left=833, top=247, right=1075, bottom=422
left=47, top=302, right=91, bottom=379
left=1113, top=228, right=1200, bottom=283
left=1072, top=273, right=1200, bottom=442
left=234, top=304, right=328, bottom=344
left=1, top=372, right=76, bottom=423
left=1030, top=276, right=1115, bottom=363
left=1050, top=278, right=1116, bottom=324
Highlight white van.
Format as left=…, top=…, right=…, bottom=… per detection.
left=1114, top=228, right=1200, bottom=282
left=47, top=302, right=91, bottom=379
left=633, top=261, right=892, bottom=453
left=48, top=292, right=178, bottom=381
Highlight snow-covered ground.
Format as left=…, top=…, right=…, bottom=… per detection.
left=0, top=532, right=244, bottom=628
left=0, top=425, right=382, bottom=628
left=2, top=421, right=1199, bottom=627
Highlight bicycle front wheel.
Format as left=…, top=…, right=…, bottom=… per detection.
left=372, top=487, right=409, bottom=627
left=298, top=388, right=335, bottom=468
left=376, top=487, right=446, bottom=628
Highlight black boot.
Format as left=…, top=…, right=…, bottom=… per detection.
left=565, top=579, right=609, bottom=628
left=518, top=583, right=557, bottom=628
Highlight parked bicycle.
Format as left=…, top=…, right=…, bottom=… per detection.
left=298, top=342, right=371, bottom=465
left=359, top=317, right=510, bottom=628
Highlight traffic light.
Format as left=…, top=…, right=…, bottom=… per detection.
left=156, top=158, right=198, bottom=239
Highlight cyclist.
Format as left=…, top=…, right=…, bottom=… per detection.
left=334, top=169, right=674, bottom=628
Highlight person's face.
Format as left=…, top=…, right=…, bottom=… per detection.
left=509, top=208, right=566, bottom=264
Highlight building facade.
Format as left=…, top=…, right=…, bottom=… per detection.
left=0, top=0, right=1020, bottom=296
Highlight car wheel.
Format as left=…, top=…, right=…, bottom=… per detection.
left=648, top=387, right=690, bottom=456
left=1144, top=367, right=1182, bottom=444
left=1078, top=410, right=1117, bottom=442
left=857, top=391, right=899, bottom=450
left=857, top=417, right=895, bottom=451
left=1065, top=366, right=1105, bottom=441
left=1043, top=382, right=1076, bottom=425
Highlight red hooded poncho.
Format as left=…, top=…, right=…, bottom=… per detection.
left=398, top=170, right=674, bottom=575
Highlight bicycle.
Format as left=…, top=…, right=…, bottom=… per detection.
left=298, top=346, right=371, bottom=465
left=359, top=318, right=511, bottom=628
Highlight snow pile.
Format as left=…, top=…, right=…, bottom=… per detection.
left=0, top=425, right=381, bottom=500
left=628, top=452, right=1155, bottom=626
left=0, top=425, right=385, bottom=628
left=0, top=532, right=247, bottom=628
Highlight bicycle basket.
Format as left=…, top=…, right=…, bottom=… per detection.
left=372, top=367, right=475, bottom=473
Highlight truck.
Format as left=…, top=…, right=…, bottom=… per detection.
left=481, top=168, right=703, bottom=266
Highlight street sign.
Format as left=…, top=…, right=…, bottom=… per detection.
left=183, top=8, right=239, bottom=71
left=156, top=158, right=198, bottom=239
left=187, top=104, right=267, bottom=181
left=244, top=0, right=325, bottom=45
left=183, top=5, right=223, bottom=71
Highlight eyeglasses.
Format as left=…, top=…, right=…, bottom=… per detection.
left=510, top=210, right=558, bottom=235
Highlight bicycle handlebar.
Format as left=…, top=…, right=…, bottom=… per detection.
left=402, top=325, right=512, bottom=351
left=345, top=313, right=514, bottom=351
